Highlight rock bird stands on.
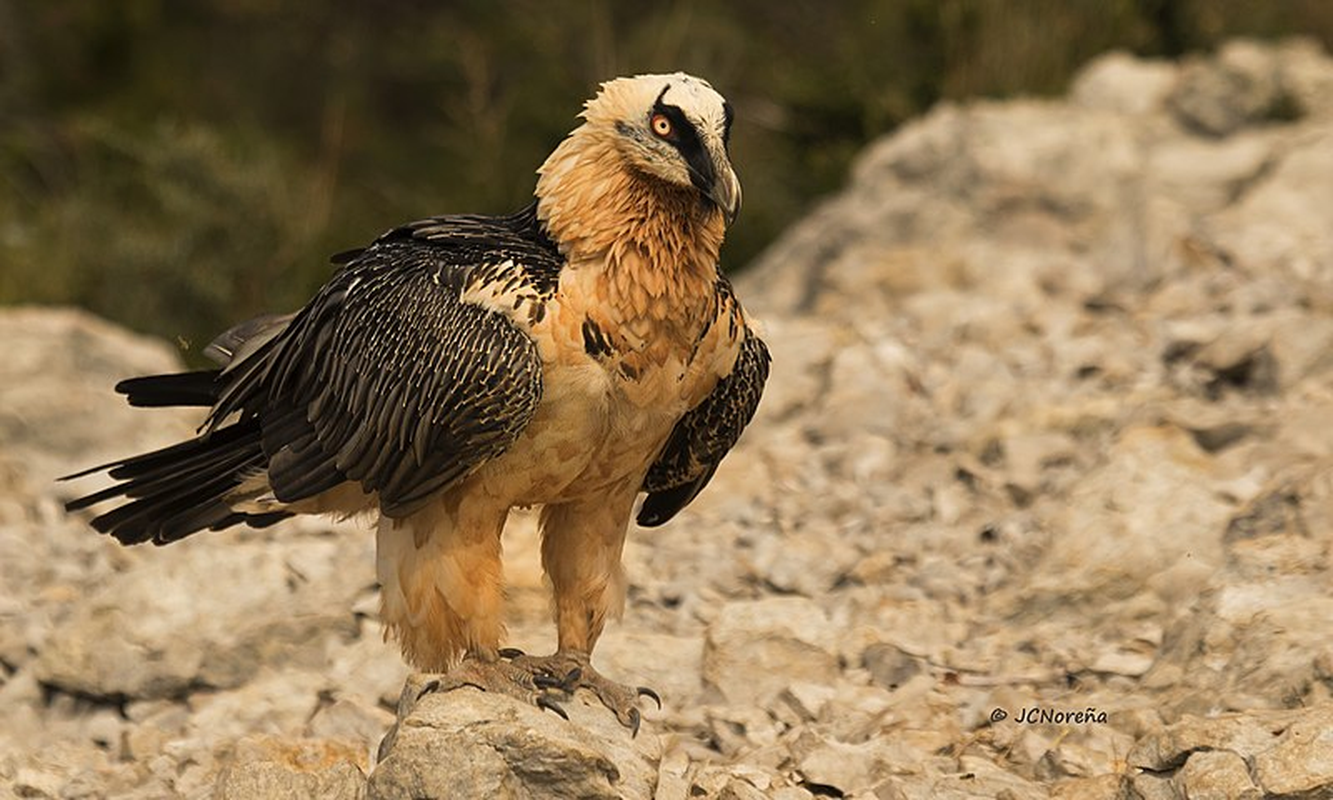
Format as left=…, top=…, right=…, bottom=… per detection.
left=63, top=73, right=769, bottom=730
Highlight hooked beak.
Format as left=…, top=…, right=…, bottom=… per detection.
left=685, top=142, right=742, bottom=226
left=708, top=162, right=742, bottom=226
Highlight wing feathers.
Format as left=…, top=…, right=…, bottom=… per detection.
left=638, top=322, right=770, bottom=527
left=65, top=207, right=557, bottom=540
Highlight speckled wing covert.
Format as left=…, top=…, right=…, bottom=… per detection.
left=212, top=208, right=558, bottom=518
left=66, top=206, right=559, bottom=542
left=637, top=323, right=770, bottom=527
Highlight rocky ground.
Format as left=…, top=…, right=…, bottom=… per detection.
left=4, top=38, right=1333, bottom=799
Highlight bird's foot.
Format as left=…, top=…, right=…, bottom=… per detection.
left=498, top=647, right=661, bottom=735
left=416, top=653, right=570, bottom=720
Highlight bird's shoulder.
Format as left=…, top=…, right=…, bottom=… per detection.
left=331, top=202, right=564, bottom=301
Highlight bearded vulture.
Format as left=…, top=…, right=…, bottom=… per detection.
left=63, top=73, right=769, bottom=731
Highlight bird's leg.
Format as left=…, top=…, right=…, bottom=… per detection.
left=381, top=498, right=574, bottom=717
left=520, top=493, right=661, bottom=733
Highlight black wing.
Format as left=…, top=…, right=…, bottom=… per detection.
left=212, top=210, right=558, bottom=518
left=66, top=207, right=560, bottom=542
left=637, top=326, right=770, bottom=527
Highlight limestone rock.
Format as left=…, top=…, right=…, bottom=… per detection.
left=35, top=533, right=368, bottom=700
left=1070, top=50, right=1177, bottom=116
left=1169, top=39, right=1287, bottom=136
left=214, top=736, right=368, bottom=800
left=1173, top=749, right=1261, bottom=800
left=1251, top=706, right=1333, bottom=796
left=701, top=597, right=840, bottom=706
left=1131, top=704, right=1333, bottom=798
left=368, top=677, right=660, bottom=800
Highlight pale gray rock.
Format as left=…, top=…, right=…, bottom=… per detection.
left=0, top=306, right=194, bottom=479
left=861, top=642, right=923, bottom=690
left=1071, top=50, right=1177, bottom=115
left=369, top=676, right=659, bottom=800
left=1207, top=126, right=1333, bottom=285
left=1276, top=37, right=1333, bottom=119
left=1169, top=39, right=1287, bottom=136
left=700, top=597, right=840, bottom=706
left=35, top=533, right=368, bottom=700
left=1004, top=424, right=1232, bottom=612
left=788, top=730, right=904, bottom=796
left=1145, top=133, right=1274, bottom=212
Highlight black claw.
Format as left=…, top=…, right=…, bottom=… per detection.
left=562, top=667, right=583, bottom=688
left=628, top=707, right=641, bottom=738
left=538, top=694, right=569, bottom=721
left=637, top=686, right=663, bottom=709
left=533, top=672, right=565, bottom=690
left=498, top=647, right=526, bottom=659
left=416, top=679, right=441, bottom=701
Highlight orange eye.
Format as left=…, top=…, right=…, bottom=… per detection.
left=651, top=113, right=673, bottom=138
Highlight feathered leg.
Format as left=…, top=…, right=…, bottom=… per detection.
left=376, top=489, right=509, bottom=669
left=502, top=484, right=659, bottom=732
left=378, top=488, right=570, bottom=715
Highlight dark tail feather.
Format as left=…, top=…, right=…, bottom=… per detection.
left=116, top=370, right=222, bottom=408
left=62, top=420, right=291, bottom=545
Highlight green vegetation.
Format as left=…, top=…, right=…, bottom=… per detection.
left=2, top=0, right=1331, bottom=355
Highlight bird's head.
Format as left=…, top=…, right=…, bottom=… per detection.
left=544, top=73, right=742, bottom=227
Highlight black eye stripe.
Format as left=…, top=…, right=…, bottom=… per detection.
left=651, top=102, right=700, bottom=148
left=650, top=100, right=715, bottom=195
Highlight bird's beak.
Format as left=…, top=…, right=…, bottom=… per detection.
left=709, top=162, right=742, bottom=226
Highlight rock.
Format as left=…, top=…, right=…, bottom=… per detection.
left=1131, top=706, right=1300, bottom=772
left=1049, top=774, right=1130, bottom=800
left=1071, top=50, right=1177, bottom=116
left=1251, top=706, right=1333, bottom=796
left=0, top=307, right=193, bottom=480
left=1130, top=704, right=1333, bottom=798
left=701, top=597, right=840, bottom=706
left=1276, top=37, right=1333, bottom=119
left=214, top=736, right=368, bottom=800
left=1146, top=133, right=1273, bottom=212
left=368, top=677, right=660, bottom=799
left=1207, top=127, right=1333, bottom=285
left=1169, top=39, right=1287, bottom=136
left=1173, top=749, right=1260, bottom=800
left=789, top=731, right=896, bottom=796
left=35, top=533, right=368, bottom=700
left=861, top=642, right=923, bottom=690
left=1007, top=424, right=1232, bottom=612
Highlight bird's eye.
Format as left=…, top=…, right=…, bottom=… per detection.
left=651, top=113, right=673, bottom=139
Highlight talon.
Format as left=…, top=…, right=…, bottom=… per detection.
left=538, top=694, right=569, bottom=721
left=628, top=706, right=641, bottom=738
left=498, top=647, right=526, bottom=659
left=637, top=686, right=662, bottom=709
left=533, top=672, right=565, bottom=690
left=416, top=679, right=441, bottom=701
left=562, top=667, right=583, bottom=687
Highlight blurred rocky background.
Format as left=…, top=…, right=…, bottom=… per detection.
left=5, top=3, right=1333, bottom=799
left=5, top=1, right=1333, bottom=357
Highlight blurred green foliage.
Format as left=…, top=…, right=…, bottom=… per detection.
left=2, top=0, right=1332, bottom=354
